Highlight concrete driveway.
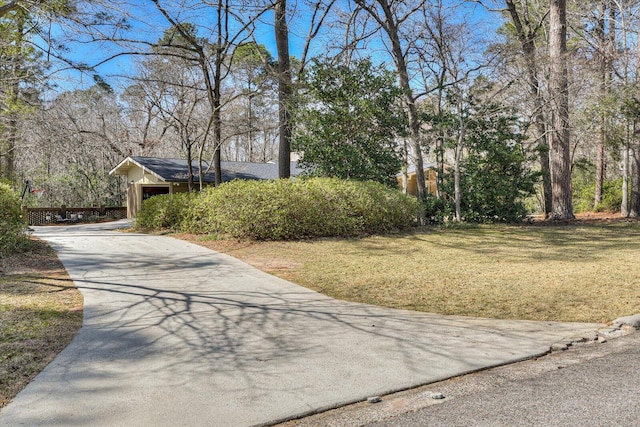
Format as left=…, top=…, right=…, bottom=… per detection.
left=1, top=221, right=603, bottom=426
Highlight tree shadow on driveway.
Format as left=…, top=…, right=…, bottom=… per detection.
left=0, top=225, right=604, bottom=427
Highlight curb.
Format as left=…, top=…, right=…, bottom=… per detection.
left=551, top=314, right=640, bottom=352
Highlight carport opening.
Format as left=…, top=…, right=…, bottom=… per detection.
left=142, top=186, right=170, bottom=201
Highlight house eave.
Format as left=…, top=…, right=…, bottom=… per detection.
left=108, top=156, right=167, bottom=182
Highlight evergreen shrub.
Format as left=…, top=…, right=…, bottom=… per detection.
left=175, top=177, right=422, bottom=239
left=135, top=192, right=192, bottom=230
left=574, top=178, right=623, bottom=213
left=0, top=183, right=29, bottom=258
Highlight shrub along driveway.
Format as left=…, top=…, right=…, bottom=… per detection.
left=0, top=221, right=603, bottom=426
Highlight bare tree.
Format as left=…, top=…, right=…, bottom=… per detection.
left=352, top=0, right=429, bottom=207
left=19, top=85, right=130, bottom=206
left=133, top=53, right=209, bottom=191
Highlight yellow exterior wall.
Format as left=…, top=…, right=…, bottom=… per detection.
left=123, top=166, right=214, bottom=218
left=399, top=168, right=438, bottom=196
left=126, top=183, right=139, bottom=218
left=123, top=165, right=170, bottom=218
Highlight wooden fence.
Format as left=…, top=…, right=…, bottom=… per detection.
left=24, top=206, right=128, bottom=226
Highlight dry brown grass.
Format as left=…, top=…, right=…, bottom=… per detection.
left=180, top=219, right=640, bottom=323
left=0, top=240, right=82, bottom=408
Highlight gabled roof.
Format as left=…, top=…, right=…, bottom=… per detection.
left=109, top=156, right=302, bottom=182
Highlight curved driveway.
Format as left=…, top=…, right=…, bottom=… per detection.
left=1, top=221, right=603, bottom=426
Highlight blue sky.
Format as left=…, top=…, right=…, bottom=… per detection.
left=50, top=0, right=501, bottom=94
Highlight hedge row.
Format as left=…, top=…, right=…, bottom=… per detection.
left=135, top=178, right=422, bottom=240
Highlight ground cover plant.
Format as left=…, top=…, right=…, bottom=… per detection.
left=0, top=240, right=82, bottom=408
left=182, top=217, right=640, bottom=324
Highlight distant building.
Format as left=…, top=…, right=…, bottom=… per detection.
left=109, top=156, right=301, bottom=217
left=397, top=163, right=439, bottom=196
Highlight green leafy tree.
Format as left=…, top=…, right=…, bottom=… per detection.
left=0, top=0, right=81, bottom=182
left=0, top=8, right=40, bottom=181
left=439, top=104, right=539, bottom=223
left=292, top=58, right=405, bottom=186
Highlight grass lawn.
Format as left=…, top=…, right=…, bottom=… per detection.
left=0, top=240, right=82, bottom=408
left=181, top=218, right=640, bottom=324
left=2, top=218, right=638, bottom=408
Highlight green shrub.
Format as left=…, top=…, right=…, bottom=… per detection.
left=0, top=183, right=29, bottom=258
left=422, top=194, right=453, bottom=224
left=574, top=178, right=623, bottom=213
left=135, top=192, right=192, bottom=230
left=179, top=177, right=422, bottom=240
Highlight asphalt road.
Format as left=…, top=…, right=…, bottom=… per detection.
left=283, top=331, right=640, bottom=427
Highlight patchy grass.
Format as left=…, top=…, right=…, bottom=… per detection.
left=0, top=240, right=82, bottom=408
left=180, top=219, right=640, bottom=323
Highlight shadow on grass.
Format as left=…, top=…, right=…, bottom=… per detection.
left=346, top=222, right=640, bottom=264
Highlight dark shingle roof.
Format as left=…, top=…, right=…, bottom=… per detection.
left=125, top=156, right=301, bottom=182
left=221, top=161, right=304, bottom=181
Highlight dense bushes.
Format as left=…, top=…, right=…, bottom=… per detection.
left=0, top=183, right=29, bottom=258
left=135, top=192, right=192, bottom=229
left=574, top=178, right=623, bottom=213
left=136, top=178, right=422, bottom=239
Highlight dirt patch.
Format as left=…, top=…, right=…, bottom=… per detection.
left=176, top=233, right=258, bottom=253
left=241, top=257, right=302, bottom=271
left=174, top=233, right=302, bottom=278
left=0, top=239, right=66, bottom=276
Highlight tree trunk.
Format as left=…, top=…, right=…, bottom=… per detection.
left=190, top=0, right=223, bottom=186
left=186, top=142, right=194, bottom=192
left=631, top=142, right=640, bottom=217
left=383, top=2, right=427, bottom=205
left=622, top=142, right=630, bottom=216
left=594, top=134, right=605, bottom=207
left=594, top=1, right=606, bottom=207
left=435, top=83, right=446, bottom=199
left=548, top=0, right=574, bottom=219
left=505, top=0, right=552, bottom=216
left=454, top=127, right=465, bottom=223
left=538, top=127, right=553, bottom=217
left=3, top=12, right=25, bottom=182
left=275, top=0, right=292, bottom=178
left=248, top=94, right=254, bottom=162
left=629, top=4, right=640, bottom=217
left=213, top=97, right=222, bottom=185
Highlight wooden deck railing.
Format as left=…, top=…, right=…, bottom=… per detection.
left=23, top=206, right=128, bottom=226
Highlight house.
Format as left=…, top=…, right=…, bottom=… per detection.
left=109, top=156, right=302, bottom=218
left=397, top=163, right=439, bottom=196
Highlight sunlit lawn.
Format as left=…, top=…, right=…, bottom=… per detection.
left=183, top=220, right=640, bottom=323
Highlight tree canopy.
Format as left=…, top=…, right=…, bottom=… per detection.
left=3, top=0, right=640, bottom=221
left=293, top=58, right=405, bottom=186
